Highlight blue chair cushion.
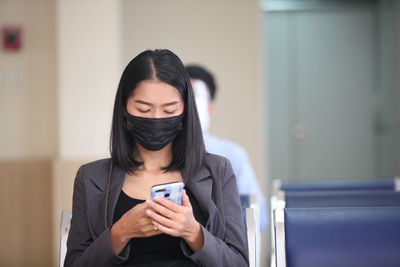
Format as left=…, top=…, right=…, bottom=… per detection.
left=285, top=207, right=400, bottom=267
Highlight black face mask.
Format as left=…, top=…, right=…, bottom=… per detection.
left=125, top=114, right=184, bottom=151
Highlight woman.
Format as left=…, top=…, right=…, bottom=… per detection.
left=64, top=49, right=248, bottom=267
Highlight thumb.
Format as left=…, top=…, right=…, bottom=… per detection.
left=182, top=189, right=191, bottom=207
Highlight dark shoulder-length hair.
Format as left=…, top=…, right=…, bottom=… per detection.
left=110, top=49, right=206, bottom=181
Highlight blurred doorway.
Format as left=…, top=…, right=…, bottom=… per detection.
left=263, top=0, right=400, bottom=182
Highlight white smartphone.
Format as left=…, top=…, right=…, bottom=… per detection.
left=150, top=181, right=184, bottom=205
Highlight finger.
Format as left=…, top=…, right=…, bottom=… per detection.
left=146, top=208, right=176, bottom=229
left=153, top=196, right=181, bottom=213
left=152, top=220, right=178, bottom=237
left=149, top=224, right=160, bottom=233
left=181, top=189, right=191, bottom=208
left=125, top=203, right=149, bottom=219
left=143, top=224, right=161, bottom=237
left=146, top=199, right=178, bottom=219
left=131, top=202, right=149, bottom=212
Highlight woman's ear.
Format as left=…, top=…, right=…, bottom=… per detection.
left=122, top=107, right=129, bottom=117
left=208, top=101, right=216, bottom=116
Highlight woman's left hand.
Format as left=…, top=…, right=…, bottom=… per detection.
left=146, top=189, right=204, bottom=252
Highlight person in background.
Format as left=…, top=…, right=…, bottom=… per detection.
left=186, top=65, right=268, bottom=231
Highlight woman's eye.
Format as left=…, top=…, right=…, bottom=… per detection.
left=138, top=109, right=150, bottom=113
left=164, top=110, right=177, bottom=115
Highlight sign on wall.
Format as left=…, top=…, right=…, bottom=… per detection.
left=2, top=26, right=22, bottom=52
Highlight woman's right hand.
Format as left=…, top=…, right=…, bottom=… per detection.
left=110, top=202, right=159, bottom=255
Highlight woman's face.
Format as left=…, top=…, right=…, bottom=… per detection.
left=126, top=80, right=184, bottom=118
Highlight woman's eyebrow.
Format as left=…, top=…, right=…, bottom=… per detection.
left=134, top=100, right=180, bottom=107
left=134, top=100, right=152, bottom=106
left=162, top=101, right=180, bottom=107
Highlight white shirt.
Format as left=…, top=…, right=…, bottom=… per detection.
left=203, top=132, right=268, bottom=231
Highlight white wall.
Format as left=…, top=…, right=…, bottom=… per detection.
left=121, top=0, right=266, bottom=184
left=55, top=0, right=266, bottom=182
left=0, top=1, right=56, bottom=265
left=57, top=0, right=123, bottom=160
left=0, top=0, right=57, bottom=159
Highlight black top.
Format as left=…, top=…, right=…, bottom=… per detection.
left=113, top=187, right=206, bottom=266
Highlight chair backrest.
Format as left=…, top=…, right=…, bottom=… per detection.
left=271, top=178, right=400, bottom=267
left=284, top=190, right=400, bottom=208
left=246, top=207, right=257, bottom=267
left=240, top=194, right=259, bottom=224
left=240, top=194, right=250, bottom=228
left=59, top=210, right=72, bottom=267
left=240, top=194, right=250, bottom=208
left=242, top=194, right=260, bottom=267
left=279, top=177, right=398, bottom=192
left=274, top=207, right=400, bottom=267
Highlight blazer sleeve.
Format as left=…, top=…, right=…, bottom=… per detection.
left=64, top=166, right=129, bottom=267
left=181, top=158, right=249, bottom=267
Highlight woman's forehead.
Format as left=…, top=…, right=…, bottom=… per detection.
left=130, top=80, right=182, bottom=102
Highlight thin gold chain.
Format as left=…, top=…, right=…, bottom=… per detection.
left=104, top=161, right=113, bottom=229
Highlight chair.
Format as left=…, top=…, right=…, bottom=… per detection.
left=240, top=194, right=250, bottom=208
left=59, top=210, right=72, bottom=267
left=274, top=207, right=400, bottom=267
left=246, top=206, right=261, bottom=267
left=274, top=177, right=400, bottom=192
left=270, top=177, right=400, bottom=267
left=271, top=177, right=400, bottom=220
left=271, top=189, right=400, bottom=266
left=242, top=195, right=260, bottom=267
left=283, top=190, right=400, bottom=208
left=240, top=194, right=250, bottom=228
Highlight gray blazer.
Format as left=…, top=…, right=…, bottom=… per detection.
left=65, top=153, right=249, bottom=267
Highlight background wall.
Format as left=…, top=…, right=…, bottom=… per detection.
left=264, top=1, right=400, bottom=182
left=121, top=0, right=266, bottom=199
left=0, top=0, right=57, bottom=159
left=0, top=0, right=56, bottom=266
left=57, top=0, right=122, bottom=160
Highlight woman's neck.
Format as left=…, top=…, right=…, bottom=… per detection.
left=135, top=143, right=173, bottom=172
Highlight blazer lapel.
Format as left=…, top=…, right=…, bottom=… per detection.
left=186, top=166, right=211, bottom=217
left=186, top=164, right=225, bottom=238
